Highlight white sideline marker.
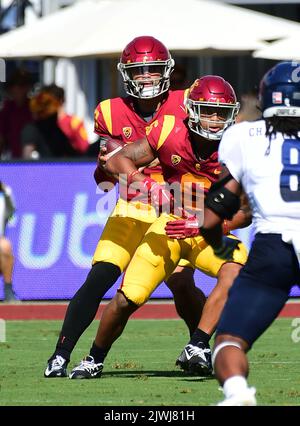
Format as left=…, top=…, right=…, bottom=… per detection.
left=0, top=319, right=6, bottom=342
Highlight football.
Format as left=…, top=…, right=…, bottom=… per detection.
left=103, top=138, right=126, bottom=159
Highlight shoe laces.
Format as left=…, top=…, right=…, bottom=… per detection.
left=76, top=356, right=101, bottom=372
left=51, top=355, right=66, bottom=368
left=186, top=344, right=211, bottom=360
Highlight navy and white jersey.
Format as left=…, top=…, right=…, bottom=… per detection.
left=219, top=120, right=300, bottom=236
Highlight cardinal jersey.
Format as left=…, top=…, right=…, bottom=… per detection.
left=94, top=90, right=188, bottom=143
left=146, top=115, right=221, bottom=191
left=219, top=120, right=300, bottom=235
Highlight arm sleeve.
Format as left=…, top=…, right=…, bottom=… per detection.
left=218, top=125, right=244, bottom=183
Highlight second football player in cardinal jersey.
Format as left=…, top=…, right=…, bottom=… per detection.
left=116, top=115, right=248, bottom=306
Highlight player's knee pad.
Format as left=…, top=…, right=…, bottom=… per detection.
left=92, top=239, right=131, bottom=272
left=120, top=285, right=150, bottom=307
left=121, top=249, right=168, bottom=306
left=212, top=341, right=242, bottom=368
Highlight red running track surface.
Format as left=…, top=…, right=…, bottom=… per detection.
left=0, top=301, right=300, bottom=320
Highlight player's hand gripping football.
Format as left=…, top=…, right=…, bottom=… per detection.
left=94, top=138, right=119, bottom=188
left=165, top=216, right=200, bottom=239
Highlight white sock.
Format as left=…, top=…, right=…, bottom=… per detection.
left=223, top=375, right=249, bottom=398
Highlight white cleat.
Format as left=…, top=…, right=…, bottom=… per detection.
left=217, top=387, right=257, bottom=406
left=69, top=355, right=103, bottom=379
left=44, top=355, right=68, bottom=378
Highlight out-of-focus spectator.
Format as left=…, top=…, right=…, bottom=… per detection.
left=22, top=84, right=89, bottom=159
left=170, top=63, right=189, bottom=90
left=0, top=68, right=33, bottom=158
left=236, top=88, right=262, bottom=123
left=0, top=181, right=16, bottom=302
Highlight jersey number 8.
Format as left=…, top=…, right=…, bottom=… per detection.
left=280, top=139, right=300, bottom=202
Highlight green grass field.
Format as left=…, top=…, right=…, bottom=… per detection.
left=1, top=318, right=300, bottom=406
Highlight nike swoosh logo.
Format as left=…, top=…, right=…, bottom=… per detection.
left=184, top=347, right=208, bottom=362
left=44, top=367, right=63, bottom=377
left=184, top=349, right=193, bottom=361
left=44, top=367, right=53, bottom=376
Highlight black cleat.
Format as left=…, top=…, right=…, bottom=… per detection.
left=176, top=342, right=213, bottom=376
left=44, top=355, right=68, bottom=378
left=69, top=355, right=103, bottom=379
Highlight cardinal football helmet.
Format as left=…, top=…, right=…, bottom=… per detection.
left=186, top=76, right=240, bottom=140
left=117, top=36, right=174, bottom=99
left=259, top=61, right=300, bottom=118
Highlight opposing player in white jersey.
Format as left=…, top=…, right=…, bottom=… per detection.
left=175, top=61, right=300, bottom=405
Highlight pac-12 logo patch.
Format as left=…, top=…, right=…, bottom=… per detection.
left=123, top=127, right=132, bottom=139
left=171, top=155, right=182, bottom=165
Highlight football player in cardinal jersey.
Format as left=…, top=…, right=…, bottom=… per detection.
left=65, top=75, right=251, bottom=380
left=198, top=62, right=300, bottom=406
left=44, top=36, right=207, bottom=379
